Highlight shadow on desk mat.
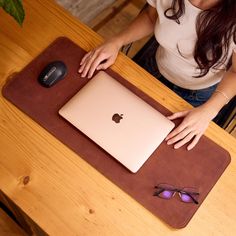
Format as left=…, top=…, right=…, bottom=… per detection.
left=2, top=37, right=231, bottom=229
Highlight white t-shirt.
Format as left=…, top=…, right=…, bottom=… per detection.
left=147, top=0, right=236, bottom=89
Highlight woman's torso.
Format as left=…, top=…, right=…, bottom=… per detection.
left=147, top=0, right=235, bottom=89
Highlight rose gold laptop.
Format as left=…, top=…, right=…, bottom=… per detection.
left=59, top=71, right=174, bottom=173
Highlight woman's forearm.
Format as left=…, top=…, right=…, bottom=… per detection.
left=201, top=68, right=236, bottom=118
left=111, top=5, right=158, bottom=49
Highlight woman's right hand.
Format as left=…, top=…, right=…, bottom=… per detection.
left=78, top=38, right=122, bottom=78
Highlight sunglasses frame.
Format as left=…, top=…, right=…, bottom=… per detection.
left=153, top=184, right=199, bottom=204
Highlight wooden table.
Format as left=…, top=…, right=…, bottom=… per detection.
left=0, top=207, right=27, bottom=236
left=0, top=1, right=236, bottom=235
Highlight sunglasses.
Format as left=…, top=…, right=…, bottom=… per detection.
left=153, top=183, right=199, bottom=204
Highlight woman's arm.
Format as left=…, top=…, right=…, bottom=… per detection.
left=79, top=5, right=158, bottom=78
left=109, top=4, right=158, bottom=47
left=166, top=51, right=236, bottom=150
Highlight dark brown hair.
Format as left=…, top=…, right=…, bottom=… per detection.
left=164, top=0, right=236, bottom=77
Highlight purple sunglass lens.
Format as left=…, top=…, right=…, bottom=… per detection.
left=159, top=190, right=173, bottom=199
left=180, top=193, right=193, bottom=203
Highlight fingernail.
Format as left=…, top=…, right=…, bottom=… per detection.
left=167, top=141, right=171, bottom=145
left=174, top=145, right=178, bottom=149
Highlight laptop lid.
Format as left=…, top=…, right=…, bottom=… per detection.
left=59, top=71, right=175, bottom=173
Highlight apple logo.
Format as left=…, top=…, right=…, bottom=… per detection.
left=112, top=113, right=123, bottom=123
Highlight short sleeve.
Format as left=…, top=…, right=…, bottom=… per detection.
left=147, top=0, right=156, bottom=8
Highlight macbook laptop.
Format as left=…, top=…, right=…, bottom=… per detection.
left=59, top=71, right=175, bottom=173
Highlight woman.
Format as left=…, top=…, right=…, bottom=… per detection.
left=78, top=0, right=236, bottom=150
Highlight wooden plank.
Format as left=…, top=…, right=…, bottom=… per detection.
left=97, top=2, right=141, bottom=39
left=55, top=0, right=148, bottom=57
left=0, top=208, right=27, bottom=236
left=0, top=191, right=46, bottom=236
left=88, top=0, right=131, bottom=30
left=230, top=126, right=236, bottom=138
left=130, top=0, right=147, bottom=9
left=95, top=0, right=150, bottom=57
left=55, top=0, right=115, bottom=24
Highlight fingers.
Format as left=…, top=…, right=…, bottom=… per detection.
left=167, top=129, right=200, bottom=150
left=79, top=51, right=93, bottom=66
left=78, top=40, right=120, bottom=78
left=96, top=60, right=113, bottom=70
left=166, top=126, right=203, bottom=150
left=187, top=134, right=202, bottom=150
left=78, top=50, right=115, bottom=78
left=86, top=53, right=110, bottom=78
left=173, top=132, right=196, bottom=149
left=79, top=50, right=98, bottom=78
left=166, top=108, right=208, bottom=150
left=166, top=120, right=189, bottom=141
left=167, top=111, right=189, bottom=120
left=89, top=52, right=116, bottom=76
left=87, top=55, right=103, bottom=78
left=166, top=127, right=192, bottom=145
left=166, top=113, right=202, bottom=150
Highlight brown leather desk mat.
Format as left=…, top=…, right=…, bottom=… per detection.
left=2, top=37, right=231, bottom=229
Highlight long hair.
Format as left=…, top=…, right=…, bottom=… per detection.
left=164, top=0, right=236, bottom=77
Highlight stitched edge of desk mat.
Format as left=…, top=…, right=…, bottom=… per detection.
left=2, top=37, right=231, bottom=229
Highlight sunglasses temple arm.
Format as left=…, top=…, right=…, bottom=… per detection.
left=187, top=194, right=199, bottom=204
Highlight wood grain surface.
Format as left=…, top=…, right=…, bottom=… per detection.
left=0, top=208, right=27, bottom=236
left=0, top=0, right=236, bottom=235
left=56, top=0, right=115, bottom=24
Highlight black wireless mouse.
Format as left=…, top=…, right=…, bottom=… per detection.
left=38, top=61, right=67, bottom=87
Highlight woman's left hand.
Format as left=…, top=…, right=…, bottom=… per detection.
left=165, top=106, right=218, bottom=150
